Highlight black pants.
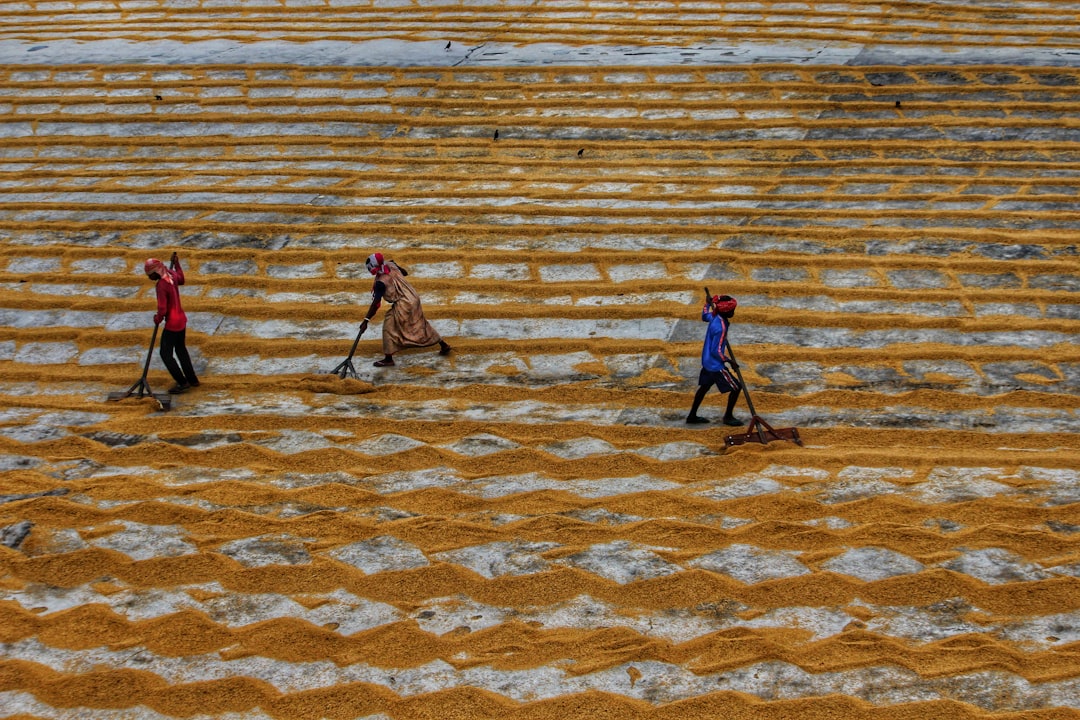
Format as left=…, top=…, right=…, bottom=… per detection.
left=160, top=328, right=198, bottom=386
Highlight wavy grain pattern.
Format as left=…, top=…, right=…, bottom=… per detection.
left=0, top=3, right=1078, bottom=718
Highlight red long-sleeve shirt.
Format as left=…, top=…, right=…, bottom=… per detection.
left=153, top=260, right=187, bottom=331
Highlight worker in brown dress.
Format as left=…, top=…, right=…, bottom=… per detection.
left=359, top=252, right=451, bottom=367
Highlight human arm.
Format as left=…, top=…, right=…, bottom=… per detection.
left=358, top=280, right=387, bottom=332
left=170, top=252, right=185, bottom=285
left=153, top=281, right=168, bottom=325
left=720, top=331, right=739, bottom=370
left=710, top=342, right=739, bottom=370
left=705, top=316, right=738, bottom=368
left=723, top=341, right=738, bottom=370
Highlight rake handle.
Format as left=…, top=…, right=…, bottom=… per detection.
left=346, top=324, right=366, bottom=361
left=141, top=322, right=160, bottom=381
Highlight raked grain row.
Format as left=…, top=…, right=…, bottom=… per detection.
left=0, top=44, right=1077, bottom=720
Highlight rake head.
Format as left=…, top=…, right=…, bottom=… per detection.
left=724, top=415, right=802, bottom=447
left=107, top=391, right=171, bottom=411
left=107, top=376, right=172, bottom=411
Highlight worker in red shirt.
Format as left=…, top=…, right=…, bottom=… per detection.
left=144, top=252, right=199, bottom=394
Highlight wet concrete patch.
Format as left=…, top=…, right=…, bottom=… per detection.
left=218, top=534, right=313, bottom=567
left=328, top=536, right=429, bottom=574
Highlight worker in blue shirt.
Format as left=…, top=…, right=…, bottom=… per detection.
left=687, top=293, right=742, bottom=426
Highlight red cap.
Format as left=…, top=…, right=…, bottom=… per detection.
left=144, top=258, right=168, bottom=278
left=712, top=295, right=737, bottom=313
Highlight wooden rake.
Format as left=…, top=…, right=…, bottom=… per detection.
left=106, top=321, right=171, bottom=411
left=329, top=324, right=366, bottom=380
left=723, top=344, right=801, bottom=448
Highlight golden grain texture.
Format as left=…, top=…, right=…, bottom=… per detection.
left=0, top=58, right=1078, bottom=720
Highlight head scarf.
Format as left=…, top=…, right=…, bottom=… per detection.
left=144, top=258, right=174, bottom=284
left=712, top=295, right=737, bottom=314
left=365, top=252, right=391, bottom=276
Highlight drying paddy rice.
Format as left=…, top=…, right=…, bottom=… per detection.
left=0, top=2, right=1078, bottom=718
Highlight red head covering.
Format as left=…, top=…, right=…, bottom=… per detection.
left=365, top=252, right=390, bottom=276
left=712, top=295, right=737, bottom=314
left=144, top=258, right=174, bottom=284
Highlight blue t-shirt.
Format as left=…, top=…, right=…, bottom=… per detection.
left=700, top=311, right=731, bottom=372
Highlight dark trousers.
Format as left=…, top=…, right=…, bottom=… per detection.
left=160, top=328, right=198, bottom=386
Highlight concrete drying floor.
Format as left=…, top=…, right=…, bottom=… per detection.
left=0, top=3, right=1078, bottom=718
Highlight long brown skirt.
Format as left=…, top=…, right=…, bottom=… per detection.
left=382, top=298, right=441, bottom=355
